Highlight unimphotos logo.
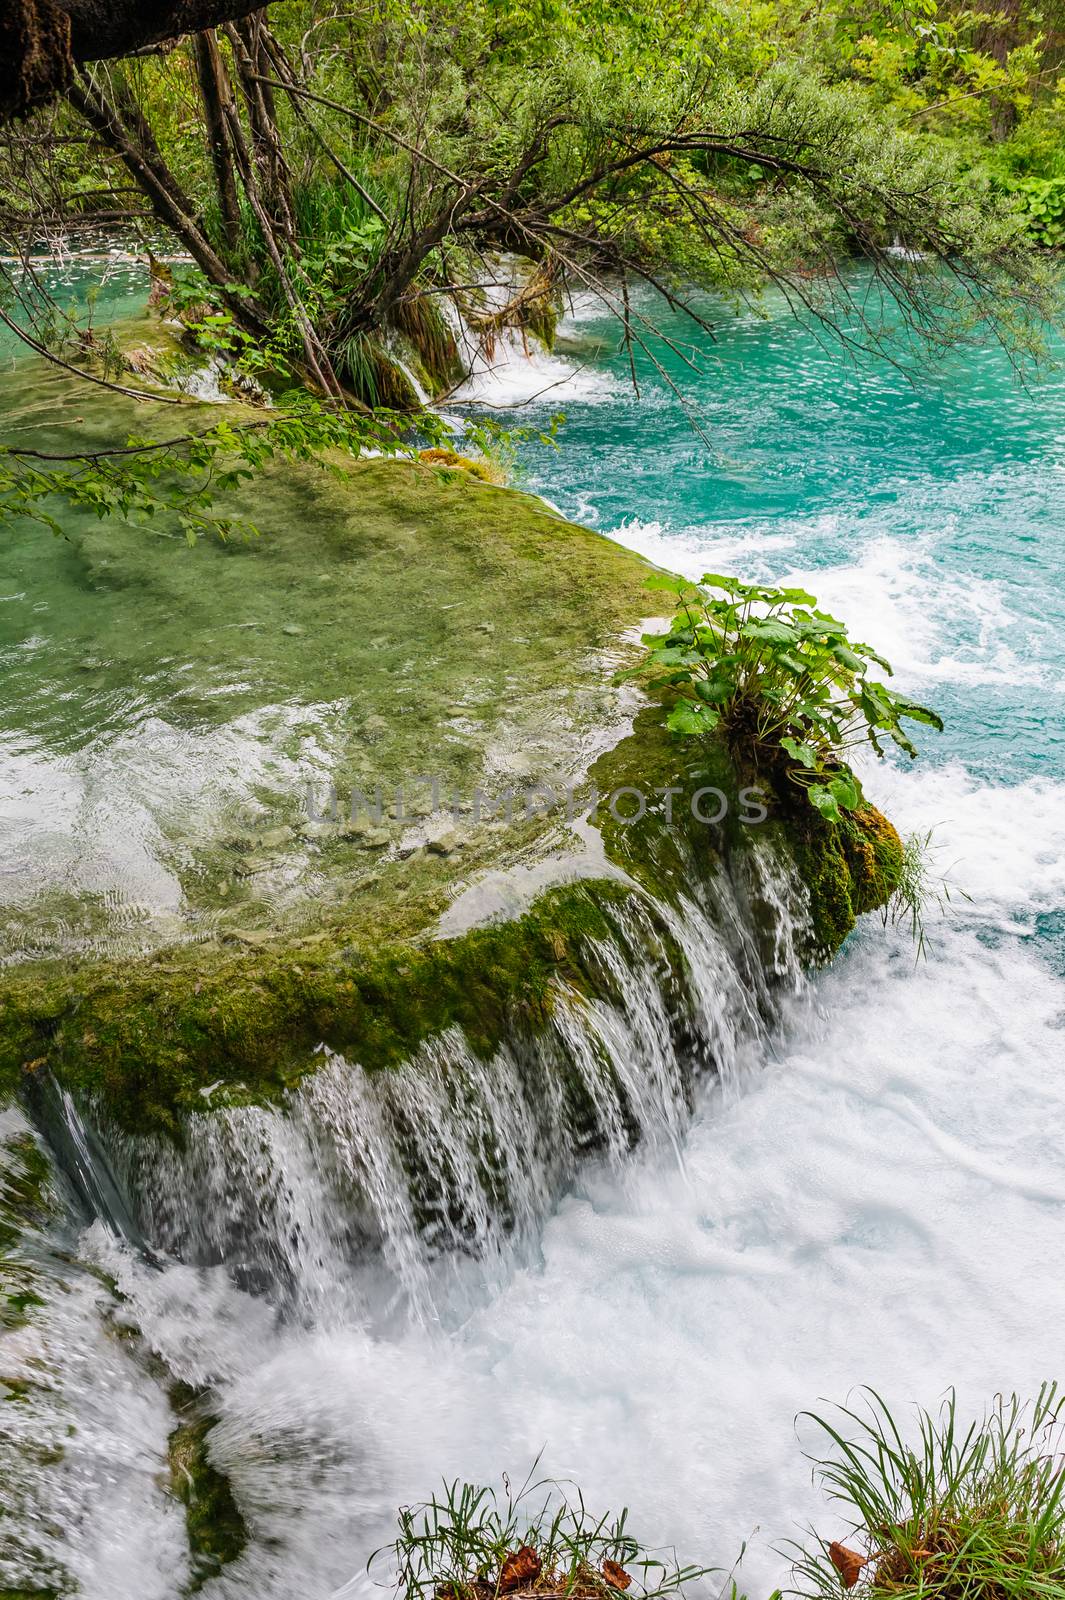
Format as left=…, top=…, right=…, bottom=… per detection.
left=303, top=776, right=769, bottom=827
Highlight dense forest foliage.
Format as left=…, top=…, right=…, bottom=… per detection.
left=0, top=0, right=1063, bottom=531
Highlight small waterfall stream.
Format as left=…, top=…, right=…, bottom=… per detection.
left=2, top=840, right=812, bottom=1599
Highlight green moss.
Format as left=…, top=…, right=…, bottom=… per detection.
left=521, top=291, right=559, bottom=350
left=0, top=1134, right=53, bottom=1256
left=0, top=706, right=903, bottom=1133
left=0, top=881, right=633, bottom=1137
left=168, top=1392, right=247, bottom=1588
left=1, top=1130, right=56, bottom=1332
left=388, top=293, right=465, bottom=394
left=779, top=798, right=903, bottom=958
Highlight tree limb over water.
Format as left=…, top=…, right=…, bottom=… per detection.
left=0, top=0, right=280, bottom=122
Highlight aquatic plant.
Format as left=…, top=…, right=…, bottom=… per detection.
left=630, top=574, right=942, bottom=822
left=881, top=828, right=971, bottom=961
left=784, top=1386, right=1065, bottom=1599
left=373, top=1470, right=727, bottom=1600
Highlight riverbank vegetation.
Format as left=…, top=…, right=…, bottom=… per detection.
left=380, top=1390, right=1065, bottom=1600
left=374, top=1470, right=725, bottom=1600
left=630, top=573, right=943, bottom=825
left=1, top=0, right=1064, bottom=534
left=788, top=1386, right=1065, bottom=1599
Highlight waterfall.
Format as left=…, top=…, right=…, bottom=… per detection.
left=37, top=841, right=810, bottom=1332
left=5, top=832, right=814, bottom=1598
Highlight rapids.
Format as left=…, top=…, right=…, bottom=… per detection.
left=3, top=266, right=1065, bottom=1599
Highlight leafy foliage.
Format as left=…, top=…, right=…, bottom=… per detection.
left=628, top=573, right=942, bottom=821
left=0, top=396, right=452, bottom=543
left=1010, top=175, right=1065, bottom=248
left=785, top=1386, right=1065, bottom=1598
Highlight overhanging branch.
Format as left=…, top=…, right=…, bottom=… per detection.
left=0, top=0, right=281, bottom=122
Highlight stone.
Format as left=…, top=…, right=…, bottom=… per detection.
left=357, top=828, right=391, bottom=849
left=427, top=827, right=462, bottom=856
left=256, top=827, right=295, bottom=849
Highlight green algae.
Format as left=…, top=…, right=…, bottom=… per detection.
left=0, top=350, right=657, bottom=964
left=0, top=1127, right=57, bottom=1333
left=0, top=880, right=630, bottom=1136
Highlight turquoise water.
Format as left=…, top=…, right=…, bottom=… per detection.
left=6, top=269, right=1065, bottom=1600
left=510, top=291, right=1065, bottom=785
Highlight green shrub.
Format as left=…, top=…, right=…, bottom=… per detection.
left=1010, top=176, right=1065, bottom=248
left=627, top=574, right=942, bottom=822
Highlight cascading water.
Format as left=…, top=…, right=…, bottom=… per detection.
left=4, top=266, right=1065, bottom=1600
left=4, top=838, right=810, bottom=1600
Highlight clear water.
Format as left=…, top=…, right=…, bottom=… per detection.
left=5, top=273, right=1065, bottom=1599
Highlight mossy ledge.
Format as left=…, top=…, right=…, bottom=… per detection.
left=0, top=418, right=902, bottom=1134
left=0, top=722, right=901, bottom=1140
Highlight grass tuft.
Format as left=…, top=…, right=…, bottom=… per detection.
left=372, top=1468, right=732, bottom=1600
left=882, top=829, right=971, bottom=961
left=785, top=1386, right=1065, bottom=1599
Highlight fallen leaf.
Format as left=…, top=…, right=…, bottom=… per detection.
left=828, top=1542, right=866, bottom=1589
left=601, top=1560, right=632, bottom=1591
left=499, top=1546, right=542, bottom=1592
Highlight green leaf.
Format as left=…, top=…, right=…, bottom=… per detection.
left=807, top=784, right=842, bottom=823
left=780, top=736, right=819, bottom=769
left=776, top=650, right=808, bottom=675
left=831, top=644, right=865, bottom=672
left=893, top=696, right=945, bottom=731
left=694, top=677, right=733, bottom=703
left=741, top=619, right=797, bottom=643
left=827, top=772, right=860, bottom=810
left=666, top=700, right=720, bottom=736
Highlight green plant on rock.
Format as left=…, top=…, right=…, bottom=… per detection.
left=785, top=1386, right=1065, bottom=1599
left=628, top=574, right=942, bottom=822
left=882, top=827, right=972, bottom=961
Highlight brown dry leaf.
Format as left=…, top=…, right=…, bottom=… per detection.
left=601, top=1561, right=632, bottom=1591
left=499, top=1546, right=542, bottom=1593
left=828, top=1542, right=866, bottom=1589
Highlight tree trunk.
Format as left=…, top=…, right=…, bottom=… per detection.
left=193, top=30, right=242, bottom=256
left=0, top=0, right=283, bottom=122
left=66, top=72, right=271, bottom=337
left=978, top=0, right=1024, bottom=141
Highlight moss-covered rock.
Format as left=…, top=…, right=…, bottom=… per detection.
left=0, top=352, right=902, bottom=1137
left=771, top=793, right=902, bottom=958
left=0, top=723, right=901, bottom=1137
left=167, top=1390, right=247, bottom=1589
left=1, top=881, right=634, bottom=1136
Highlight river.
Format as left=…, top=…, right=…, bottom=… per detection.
left=3, top=263, right=1065, bottom=1599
